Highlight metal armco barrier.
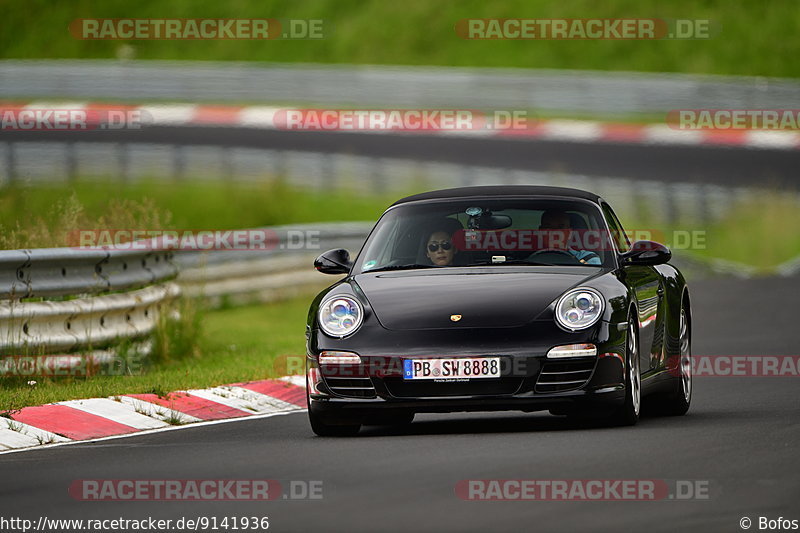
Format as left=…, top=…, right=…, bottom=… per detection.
left=0, top=247, right=177, bottom=299
left=5, top=142, right=791, bottom=228
left=0, top=224, right=371, bottom=357
left=0, top=283, right=179, bottom=354
left=1, top=60, right=799, bottom=113
left=174, top=222, right=372, bottom=307
left=0, top=243, right=178, bottom=358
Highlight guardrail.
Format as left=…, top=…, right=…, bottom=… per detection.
left=0, top=224, right=369, bottom=363
left=0, top=244, right=178, bottom=359
left=2, top=140, right=784, bottom=227
left=175, top=222, right=372, bottom=307
left=0, top=283, right=179, bottom=354
left=0, top=247, right=177, bottom=299
left=2, top=60, right=799, bottom=113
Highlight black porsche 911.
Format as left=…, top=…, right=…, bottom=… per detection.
left=306, top=186, right=691, bottom=436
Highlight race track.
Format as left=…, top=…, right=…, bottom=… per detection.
left=3, top=126, right=800, bottom=186
left=1, top=273, right=798, bottom=532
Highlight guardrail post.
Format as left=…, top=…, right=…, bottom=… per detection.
left=172, top=144, right=185, bottom=180
left=633, top=180, right=648, bottom=224
left=697, top=184, right=710, bottom=226
left=4, top=141, right=16, bottom=184
left=65, top=141, right=77, bottom=182
left=370, top=157, right=386, bottom=194
left=665, top=183, right=678, bottom=228
left=221, top=147, right=233, bottom=180
left=322, top=152, right=336, bottom=190
left=273, top=150, right=286, bottom=179
left=116, top=142, right=130, bottom=181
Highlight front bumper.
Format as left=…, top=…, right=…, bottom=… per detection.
left=307, top=319, right=629, bottom=422
left=309, top=385, right=627, bottom=423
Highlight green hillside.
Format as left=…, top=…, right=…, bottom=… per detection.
left=1, top=0, right=797, bottom=77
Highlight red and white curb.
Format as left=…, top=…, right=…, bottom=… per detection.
left=0, top=376, right=306, bottom=453
left=4, top=101, right=800, bottom=150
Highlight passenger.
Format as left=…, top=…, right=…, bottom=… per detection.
left=538, top=210, right=601, bottom=265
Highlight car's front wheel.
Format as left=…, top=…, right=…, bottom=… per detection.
left=611, top=315, right=641, bottom=426
left=652, top=305, right=692, bottom=416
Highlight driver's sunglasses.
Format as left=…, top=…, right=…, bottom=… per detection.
left=428, top=241, right=453, bottom=252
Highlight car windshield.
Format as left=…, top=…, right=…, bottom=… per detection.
left=355, top=197, right=616, bottom=272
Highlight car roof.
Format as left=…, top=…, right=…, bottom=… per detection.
left=391, top=186, right=603, bottom=206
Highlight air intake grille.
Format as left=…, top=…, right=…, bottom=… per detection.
left=322, top=376, right=377, bottom=398
left=535, top=358, right=596, bottom=393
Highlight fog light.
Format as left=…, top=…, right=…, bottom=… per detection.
left=547, top=343, right=597, bottom=358
left=319, top=351, right=362, bottom=364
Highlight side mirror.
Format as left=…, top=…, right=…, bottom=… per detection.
left=620, top=240, right=672, bottom=266
left=314, top=248, right=352, bottom=275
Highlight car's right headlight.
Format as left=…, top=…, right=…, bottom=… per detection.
left=318, top=296, right=363, bottom=338
left=554, top=288, right=604, bottom=331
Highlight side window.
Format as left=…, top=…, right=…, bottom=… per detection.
left=601, top=203, right=630, bottom=252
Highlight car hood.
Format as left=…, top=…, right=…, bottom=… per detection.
left=352, top=266, right=604, bottom=331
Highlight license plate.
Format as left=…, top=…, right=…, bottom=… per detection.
left=403, top=357, right=501, bottom=380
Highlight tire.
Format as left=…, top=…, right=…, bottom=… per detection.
left=610, top=315, right=641, bottom=426
left=652, top=305, right=692, bottom=416
left=307, top=394, right=361, bottom=437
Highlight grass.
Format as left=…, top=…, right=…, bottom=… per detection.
left=0, top=294, right=312, bottom=411
left=0, top=0, right=797, bottom=78
left=0, top=179, right=405, bottom=249
left=664, top=191, right=800, bottom=270
left=5, top=418, right=23, bottom=432
left=163, top=411, right=186, bottom=426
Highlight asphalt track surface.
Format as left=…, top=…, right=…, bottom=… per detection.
left=5, top=126, right=800, bottom=187
left=2, top=127, right=798, bottom=531
left=1, top=273, right=798, bottom=533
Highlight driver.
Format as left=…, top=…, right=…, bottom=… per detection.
left=538, top=210, right=601, bottom=265
left=425, top=229, right=458, bottom=266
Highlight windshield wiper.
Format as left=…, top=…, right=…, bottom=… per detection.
left=364, top=263, right=439, bottom=273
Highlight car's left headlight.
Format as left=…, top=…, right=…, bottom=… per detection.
left=555, top=288, right=604, bottom=331
left=319, top=296, right=363, bottom=337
